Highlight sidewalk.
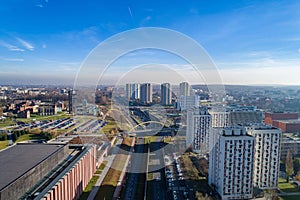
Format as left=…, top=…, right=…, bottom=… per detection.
left=87, top=138, right=123, bottom=200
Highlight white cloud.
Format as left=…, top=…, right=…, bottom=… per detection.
left=0, top=41, right=24, bottom=51
left=16, top=37, right=34, bottom=51
left=128, top=6, right=133, bottom=19
left=140, top=16, right=151, bottom=26
left=35, top=4, right=43, bottom=8
left=0, top=57, right=24, bottom=62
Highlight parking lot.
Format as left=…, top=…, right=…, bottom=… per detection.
left=15, top=117, right=108, bottom=135
left=164, top=153, right=191, bottom=200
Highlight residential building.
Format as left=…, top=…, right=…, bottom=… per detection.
left=280, top=136, right=300, bottom=160
left=247, top=125, right=282, bottom=189
left=125, top=83, right=132, bottom=99
left=140, top=83, right=152, bottom=104
left=186, top=107, right=211, bottom=153
left=177, top=95, right=199, bottom=111
left=161, top=83, right=172, bottom=105
left=228, top=106, right=263, bottom=126
left=209, top=109, right=230, bottom=128
left=131, top=83, right=140, bottom=100
left=209, top=127, right=254, bottom=200
left=179, top=82, right=190, bottom=96
left=68, top=89, right=73, bottom=114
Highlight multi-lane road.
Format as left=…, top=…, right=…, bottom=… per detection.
left=123, top=137, right=148, bottom=200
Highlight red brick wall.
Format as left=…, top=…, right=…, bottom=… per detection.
left=264, top=112, right=298, bottom=125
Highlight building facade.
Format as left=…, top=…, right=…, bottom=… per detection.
left=179, top=82, right=190, bottom=96
left=186, top=107, right=211, bottom=153
left=39, top=146, right=96, bottom=200
left=247, top=125, right=282, bottom=189
left=264, top=112, right=298, bottom=125
left=209, top=110, right=230, bottom=128
left=38, top=103, right=57, bottom=116
left=161, top=83, right=172, bottom=106
left=273, top=119, right=300, bottom=133
left=229, top=110, right=263, bottom=126
left=131, top=83, right=140, bottom=100
left=140, top=83, right=152, bottom=104
left=177, top=95, right=199, bottom=111
left=280, top=136, right=300, bottom=160
left=68, top=90, right=73, bottom=114
left=209, top=127, right=254, bottom=200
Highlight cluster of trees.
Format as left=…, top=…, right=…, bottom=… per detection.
left=0, top=133, right=7, bottom=141
left=285, top=150, right=300, bottom=182
left=0, top=129, right=54, bottom=142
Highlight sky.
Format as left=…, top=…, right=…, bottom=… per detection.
left=1, top=0, right=300, bottom=85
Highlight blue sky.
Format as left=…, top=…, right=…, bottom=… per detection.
left=1, top=0, right=300, bottom=85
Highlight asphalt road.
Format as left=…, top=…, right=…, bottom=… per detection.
left=123, top=138, right=148, bottom=200
left=148, top=139, right=167, bottom=200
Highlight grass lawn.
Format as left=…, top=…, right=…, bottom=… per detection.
left=278, top=180, right=300, bottom=193
left=94, top=185, right=115, bottom=200
left=0, top=140, right=8, bottom=150
left=101, top=138, right=133, bottom=187
left=78, top=175, right=100, bottom=200
left=101, top=120, right=118, bottom=134
left=17, top=113, right=69, bottom=123
left=0, top=119, right=15, bottom=128
left=16, top=134, right=47, bottom=143
left=99, top=161, right=107, bottom=170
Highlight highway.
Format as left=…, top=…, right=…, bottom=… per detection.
left=122, top=137, right=148, bottom=200
left=148, top=137, right=167, bottom=200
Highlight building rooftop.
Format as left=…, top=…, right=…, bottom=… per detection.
left=0, top=143, right=65, bottom=191
left=276, top=119, right=300, bottom=124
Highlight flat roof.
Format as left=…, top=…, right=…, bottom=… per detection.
left=276, top=119, right=300, bottom=124
left=0, top=143, right=65, bottom=191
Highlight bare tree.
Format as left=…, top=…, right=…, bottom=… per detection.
left=286, top=150, right=294, bottom=183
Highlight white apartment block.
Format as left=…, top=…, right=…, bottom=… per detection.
left=130, top=83, right=140, bottom=100
left=186, top=107, right=211, bottom=153
left=140, top=83, right=152, bottom=104
left=179, top=82, right=190, bottom=96
left=209, top=127, right=254, bottom=200
left=247, top=125, right=282, bottom=189
left=125, top=83, right=140, bottom=100
left=177, top=95, right=199, bottom=111
left=209, top=110, right=230, bottom=128
left=161, top=83, right=172, bottom=105
left=125, top=83, right=132, bottom=99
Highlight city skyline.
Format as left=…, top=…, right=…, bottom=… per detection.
left=1, top=1, right=300, bottom=85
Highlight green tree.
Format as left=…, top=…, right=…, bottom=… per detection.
left=286, top=150, right=294, bottom=182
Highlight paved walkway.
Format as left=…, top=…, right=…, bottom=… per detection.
left=87, top=138, right=123, bottom=200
